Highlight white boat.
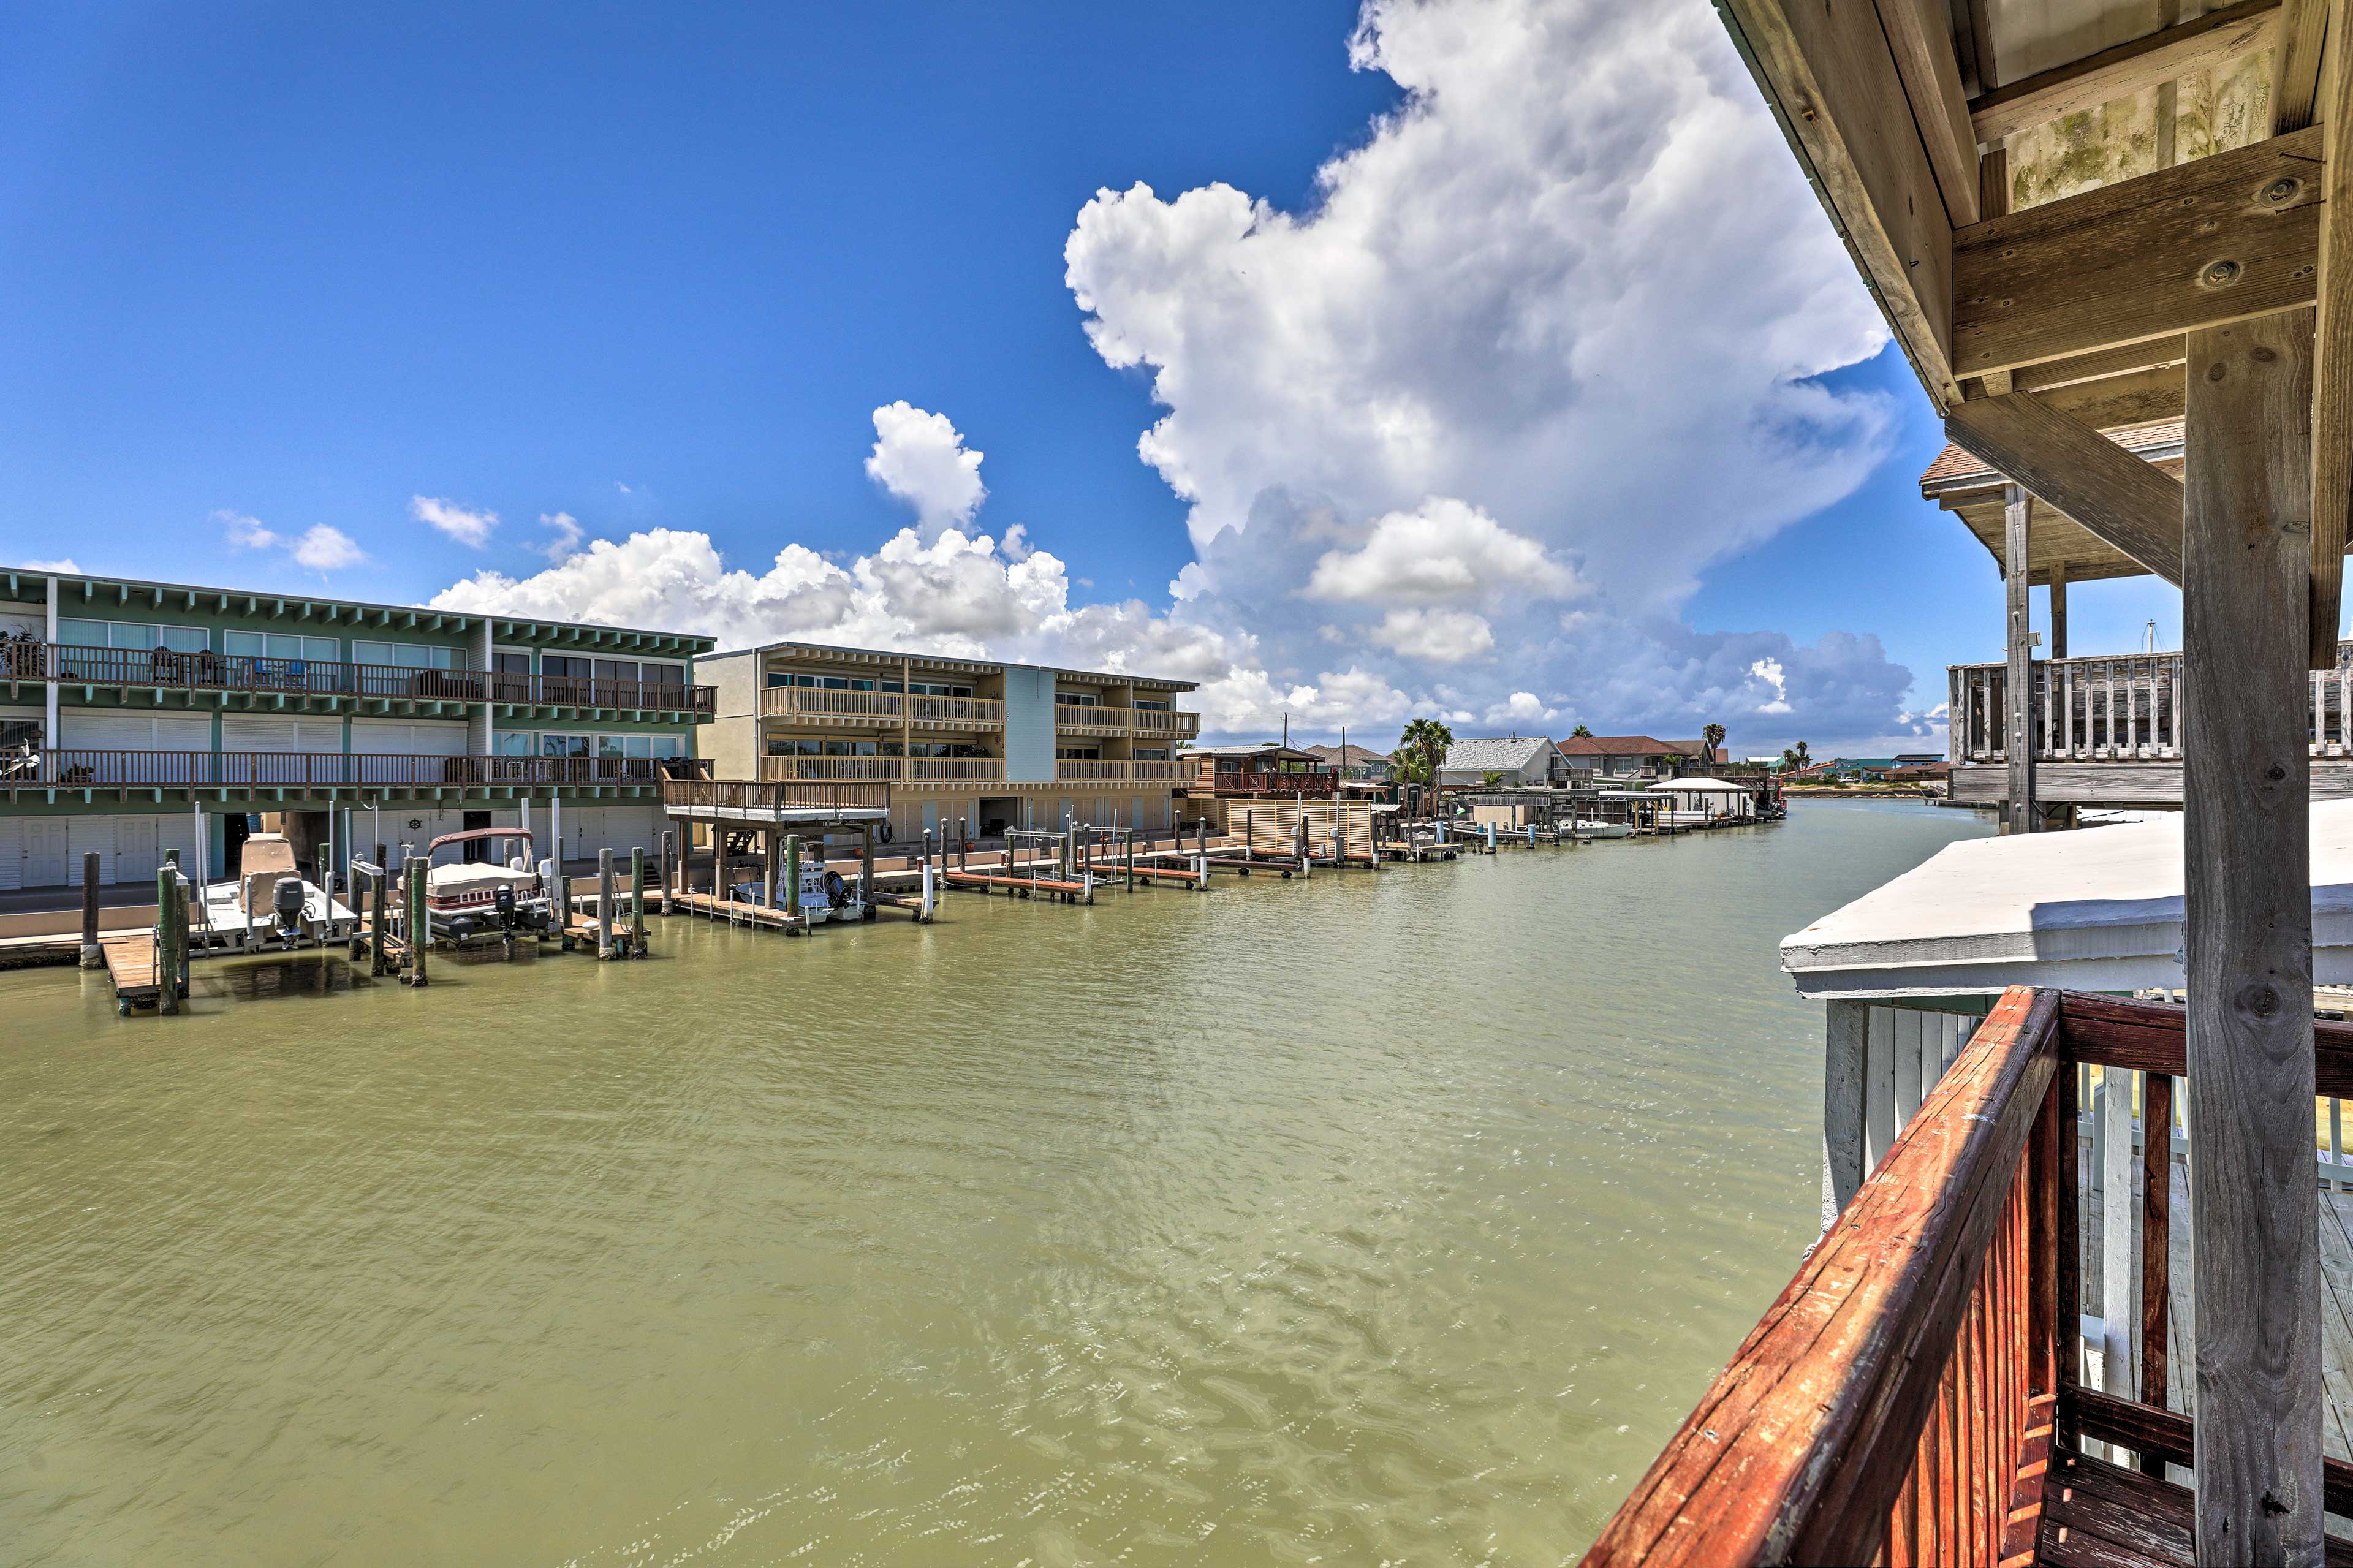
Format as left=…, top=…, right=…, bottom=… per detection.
left=401, top=828, right=556, bottom=944
left=1572, top=819, right=1634, bottom=839
left=191, top=832, right=358, bottom=952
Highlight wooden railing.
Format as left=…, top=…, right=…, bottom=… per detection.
left=661, top=778, right=891, bottom=813
left=1950, top=643, right=2353, bottom=763
left=1, top=641, right=714, bottom=713
left=1131, top=708, right=1199, bottom=735
left=760, top=756, right=1004, bottom=783
left=488, top=673, right=715, bottom=714
left=1586, top=988, right=2353, bottom=1564
left=1053, top=706, right=1201, bottom=736
left=1210, top=770, right=1339, bottom=795
left=1583, top=987, right=2061, bottom=1566
left=761, top=686, right=1005, bottom=725
left=1053, top=760, right=1195, bottom=782
left=20, top=750, right=668, bottom=789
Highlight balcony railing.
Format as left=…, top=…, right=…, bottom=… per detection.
left=1210, top=770, right=1339, bottom=795
left=661, top=778, right=891, bottom=813
left=1582, top=988, right=2353, bottom=1567
left=760, top=686, right=1006, bottom=725
left=1951, top=642, right=2353, bottom=763
left=1053, top=760, right=1195, bottom=782
left=488, top=673, right=716, bottom=714
left=761, top=756, right=1005, bottom=784
left=1129, top=708, right=1199, bottom=736
left=1053, top=705, right=1204, bottom=737
left=13, top=750, right=668, bottom=790
left=2, top=641, right=713, bottom=714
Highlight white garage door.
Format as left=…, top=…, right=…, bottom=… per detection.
left=554, top=804, right=661, bottom=861
left=222, top=716, right=343, bottom=754
left=351, top=719, right=468, bottom=756
left=61, top=714, right=213, bottom=750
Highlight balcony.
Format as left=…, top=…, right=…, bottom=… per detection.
left=760, top=756, right=1005, bottom=784
left=1053, top=760, right=1194, bottom=783
left=760, top=685, right=1004, bottom=727
left=6, top=749, right=671, bottom=795
left=2, top=641, right=714, bottom=717
left=661, top=778, right=890, bottom=816
left=1209, top=770, right=1339, bottom=796
left=1053, top=705, right=1202, bottom=737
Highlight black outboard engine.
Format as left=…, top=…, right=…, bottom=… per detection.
left=493, top=883, right=517, bottom=930
left=271, top=876, right=306, bottom=947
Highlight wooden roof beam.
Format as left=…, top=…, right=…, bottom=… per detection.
left=1719, top=0, right=1960, bottom=406
left=1971, top=1, right=2279, bottom=147
left=1946, top=390, right=2186, bottom=585
left=1953, top=124, right=2324, bottom=379
left=1873, top=0, right=1980, bottom=225
left=2272, top=0, right=2334, bottom=133
left=2036, top=364, right=2186, bottom=429
left=2311, top=34, right=2352, bottom=666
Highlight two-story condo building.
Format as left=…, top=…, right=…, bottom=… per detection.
left=0, top=569, right=714, bottom=893
left=699, top=640, right=1199, bottom=843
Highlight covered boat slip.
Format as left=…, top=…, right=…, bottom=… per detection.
left=1589, top=0, right=2353, bottom=1557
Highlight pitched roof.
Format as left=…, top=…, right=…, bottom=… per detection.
left=1556, top=734, right=1676, bottom=756
left=1440, top=735, right=1558, bottom=774
left=1305, top=743, right=1393, bottom=765
left=1919, top=418, right=2183, bottom=490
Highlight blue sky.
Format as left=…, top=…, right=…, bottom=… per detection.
left=0, top=1, right=2185, bottom=751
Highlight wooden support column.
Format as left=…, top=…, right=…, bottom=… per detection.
left=1821, top=999, right=1867, bottom=1230
left=2183, top=307, right=2322, bottom=1564
left=2049, top=560, right=2069, bottom=659
left=2005, top=483, right=2037, bottom=834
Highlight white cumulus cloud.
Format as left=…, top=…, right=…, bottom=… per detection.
left=217, top=509, right=366, bottom=574
left=1370, top=606, right=1495, bottom=662
left=539, top=511, right=585, bottom=563
left=411, top=495, right=498, bottom=548
left=866, top=402, right=987, bottom=539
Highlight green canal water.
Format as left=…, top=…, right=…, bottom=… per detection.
left=1, top=799, right=1991, bottom=1566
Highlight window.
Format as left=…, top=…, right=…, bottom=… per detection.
left=1055, top=691, right=1101, bottom=707
left=765, top=736, right=821, bottom=756
left=350, top=639, right=457, bottom=670
left=540, top=654, right=591, bottom=679
left=1056, top=746, right=1102, bottom=760
left=1135, top=698, right=1170, bottom=711
left=493, top=732, right=534, bottom=756
left=881, top=678, right=974, bottom=697
left=641, top=660, right=686, bottom=690
left=819, top=738, right=878, bottom=757
left=229, top=631, right=341, bottom=662
left=61, top=618, right=208, bottom=653
left=595, top=659, right=639, bottom=686
left=493, top=651, right=532, bottom=675
left=540, top=732, right=591, bottom=757
left=1134, top=747, right=1170, bottom=762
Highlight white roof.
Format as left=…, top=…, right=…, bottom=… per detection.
left=1781, top=802, right=2353, bottom=999
left=1647, top=777, right=1747, bottom=792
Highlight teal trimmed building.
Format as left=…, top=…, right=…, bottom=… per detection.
left=0, top=569, right=714, bottom=893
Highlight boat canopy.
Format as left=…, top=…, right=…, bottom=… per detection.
left=1780, top=802, right=2353, bottom=1001
left=1646, top=777, right=1748, bottom=792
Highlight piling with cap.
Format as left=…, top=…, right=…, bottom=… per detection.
left=631, top=846, right=647, bottom=956
left=404, top=854, right=430, bottom=987
left=80, top=852, right=102, bottom=969
left=597, top=848, right=616, bottom=960
left=369, top=865, right=388, bottom=977
left=784, top=834, right=802, bottom=927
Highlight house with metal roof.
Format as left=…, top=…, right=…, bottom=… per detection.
left=1436, top=735, right=1563, bottom=787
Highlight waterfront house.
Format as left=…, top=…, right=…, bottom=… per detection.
left=1303, top=741, right=1393, bottom=781
left=1554, top=733, right=1715, bottom=781
left=0, top=567, right=713, bottom=894
left=698, top=639, right=1199, bottom=843
left=1436, top=734, right=1563, bottom=787
left=1583, top=0, right=2346, bottom=1561
left=1180, top=741, right=1335, bottom=797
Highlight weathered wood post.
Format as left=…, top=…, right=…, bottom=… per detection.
left=784, top=833, right=801, bottom=926
left=404, top=854, right=429, bottom=987
left=857, top=822, right=874, bottom=915
left=80, top=851, right=102, bottom=969
left=369, top=866, right=387, bottom=977
left=597, top=848, right=615, bottom=960
left=1821, top=1000, right=1866, bottom=1230
left=958, top=817, right=968, bottom=873
left=630, top=846, right=646, bottom=956
left=2003, top=482, right=2037, bottom=835
left=154, top=863, right=178, bottom=1015
left=2183, top=308, right=2321, bottom=1560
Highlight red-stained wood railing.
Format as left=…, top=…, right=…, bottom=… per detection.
left=1582, top=987, right=2062, bottom=1567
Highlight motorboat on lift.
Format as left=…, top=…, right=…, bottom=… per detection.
left=399, top=827, right=555, bottom=946
left=191, top=832, right=358, bottom=952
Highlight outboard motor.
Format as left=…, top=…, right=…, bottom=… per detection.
left=493, top=882, right=517, bottom=930
left=271, top=876, right=306, bottom=947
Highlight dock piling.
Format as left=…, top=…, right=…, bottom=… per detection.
left=631, top=847, right=647, bottom=956
left=369, top=866, right=387, bottom=977
left=404, top=855, right=429, bottom=987
left=597, top=849, right=615, bottom=960
left=80, top=852, right=101, bottom=969
left=154, top=865, right=179, bottom=1015
left=784, top=835, right=801, bottom=925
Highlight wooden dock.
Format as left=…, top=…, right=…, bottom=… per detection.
left=99, top=933, right=166, bottom=1015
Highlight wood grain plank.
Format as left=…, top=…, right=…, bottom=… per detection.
left=2271, top=0, right=2335, bottom=133
left=2039, top=365, right=2188, bottom=431
left=1952, top=126, right=2325, bottom=378
left=1947, top=393, right=2187, bottom=585
left=1872, top=0, right=1979, bottom=226
left=1718, top=0, right=1959, bottom=406
left=2183, top=307, right=2325, bottom=1564
left=2313, top=39, right=2353, bottom=669
left=1970, top=1, right=2280, bottom=146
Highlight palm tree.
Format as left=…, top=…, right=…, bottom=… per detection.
left=1779, top=740, right=1813, bottom=771
left=1569, top=724, right=1593, bottom=738
left=1702, top=722, right=1726, bottom=763
left=1396, top=716, right=1454, bottom=816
